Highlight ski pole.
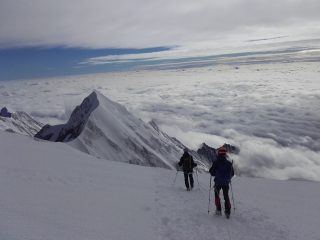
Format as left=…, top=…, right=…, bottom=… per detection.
left=195, top=169, right=200, bottom=188
left=172, top=171, right=179, bottom=186
left=208, top=175, right=212, bottom=214
left=230, top=180, right=236, bottom=213
left=230, top=160, right=236, bottom=213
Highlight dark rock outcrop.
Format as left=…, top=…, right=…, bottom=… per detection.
left=0, top=107, right=12, bottom=118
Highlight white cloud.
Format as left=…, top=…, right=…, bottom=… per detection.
left=234, top=134, right=320, bottom=181
left=80, top=38, right=320, bottom=67
left=1, top=0, right=320, bottom=49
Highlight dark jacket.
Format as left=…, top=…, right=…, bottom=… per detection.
left=178, top=152, right=197, bottom=173
left=209, top=156, right=234, bottom=185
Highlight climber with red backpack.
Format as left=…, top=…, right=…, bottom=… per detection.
left=209, top=146, right=234, bottom=218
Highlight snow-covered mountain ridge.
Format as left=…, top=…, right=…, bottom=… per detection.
left=35, top=91, right=212, bottom=170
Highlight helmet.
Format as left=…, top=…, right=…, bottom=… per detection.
left=217, top=146, right=227, bottom=156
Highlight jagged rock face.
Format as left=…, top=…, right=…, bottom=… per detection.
left=35, top=92, right=99, bottom=142
left=0, top=110, right=44, bottom=136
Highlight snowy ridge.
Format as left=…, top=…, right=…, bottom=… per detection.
left=0, top=109, right=44, bottom=136
left=35, top=91, right=206, bottom=169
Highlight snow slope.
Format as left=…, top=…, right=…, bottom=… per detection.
left=1, top=130, right=319, bottom=240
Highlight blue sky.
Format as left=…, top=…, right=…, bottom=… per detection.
left=0, top=47, right=170, bottom=80
left=1, top=41, right=320, bottom=81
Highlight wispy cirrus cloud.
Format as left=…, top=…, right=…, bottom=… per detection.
left=80, top=39, right=320, bottom=70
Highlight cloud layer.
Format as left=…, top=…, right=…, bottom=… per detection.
left=1, top=0, right=320, bottom=49
left=0, top=60, right=319, bottom=181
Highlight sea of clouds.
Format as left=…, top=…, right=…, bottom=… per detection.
left=1, top=61, right=319, bottom=181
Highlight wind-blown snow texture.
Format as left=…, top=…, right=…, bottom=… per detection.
left=1, top=131, right=319, bottom=240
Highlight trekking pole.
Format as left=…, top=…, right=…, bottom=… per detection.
left=195, top=169, right=200, bottom=188
left=172, top=171, right=179, bottom=186
left=230, top=159, right=236, bottom=213
left=230, top=180, right=236, bottom=213
left=208, top=175, right=212, bottom=214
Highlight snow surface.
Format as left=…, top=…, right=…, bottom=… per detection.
left=1, top=130, right=319, bottom=240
